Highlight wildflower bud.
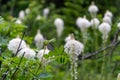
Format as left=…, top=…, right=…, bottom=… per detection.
left=43, top=8, right=50, bottom=18
left=64, top=34, right=84, bottom=56
left=34, top=29, right=44, bottom=50
left=76, top=16, right=90, bottom=32
left=103, top=16, right=112, bottom=25
left=98, top=22, right=111, bottom=40
left=54, top=18, right=64, bottom=37
left=88, top=1, right=98, bottom=17
left=19, top=10, right=25, bottom=20
left=104, top=10, right=113, bottom=19
left=90, top=18, right=100, bottom=29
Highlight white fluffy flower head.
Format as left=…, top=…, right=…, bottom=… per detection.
left=36, top=15, right=42, bottom=20
left=25, top=8, right=30, bottom=14
left=117, top=22, right=120, bottom=29
left=88, top=1, right=98, bottom=15
left=18, top=47, right=36, bottom=59
left=43, top=8, right=50, bottom=18
left=8, top=36, right=27, bottom=54
left=54, top=18, right=64, bottom=37
left=19, top=10, right=25, bottom=20
left=103, top=16, right=112, bottom=25
left=65, top=34, right=71, bottom=42
left=104, top=10, right=113, bottom=19
left=37, top=48, right=50, bottom=60
left=98, top=22, right=111, bottom=39
left=90, top=18, right=100, bottom=29
left=15, top=19, right=22, bottom=24
left=64, top=34, right=84, bottom=56
left=76, top=16, right=90, bottom=32
left=34, top=29, right=44, bottom=50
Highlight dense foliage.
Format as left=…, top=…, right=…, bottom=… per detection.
left=0, top=0, right=120, bottom=80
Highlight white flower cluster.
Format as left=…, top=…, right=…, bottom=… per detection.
left=8, top=36, right=36, bottom=59
left=19, top=10, right=25, bottom=20
left=88, top=1, right=98, bottom=16
left=54, top=18, right=64, bottom=37
left=8, top=37, right=27, bottom=54
left=37, top=48, right=50, bottom=61
left=98, top=22, right=111, bottom=40
left=64, top=36, right=84, bottom=57
left=90, top=18, right=100, bottom=29
left=18, top=47, right=36, bottom=59
left=34, top=29, right=44, bottom=50
left=43, top=8, right=50, bottom=18
left=76, top=16, right=91, bottom=32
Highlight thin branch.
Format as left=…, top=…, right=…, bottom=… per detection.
left=79, top=29, right=120, bottom=60
left=14, top=32, right=25, bottom=57
left=11, top=52, right=25, bottom=79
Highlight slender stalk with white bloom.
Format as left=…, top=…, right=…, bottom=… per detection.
left=54, top=18, right=64, bottom=38
left=64, top=34, right=84, bottom=80
left=88, top=1, right=98, bottom=18
left=19, top=10, right=25, bottom=20
left=76, top=16, right=90, bottom=50
left=43, top=8, right=50, bottom=18
left=34, top=29, right=44, bottom=50
left=98, top=22, right=111, bottom=80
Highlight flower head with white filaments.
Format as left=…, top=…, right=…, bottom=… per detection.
left=15, top=19, right=22, bottom=24
left=104, top=10, right=113, bottom=19
left=65, top=34, right=71, bottom=42
left=103, top=16, right=112, bottom=25
left=19, top=10, right=25, bottom=20
left=34, top=29, right=44, bottom=50
left=18, top=47, right=36, bottom=59
left=88, top=1, right=98, bottom=17
left=43, top=7, right=50, bottom=18
left=76, top=16, right=91, bottom=32
left=8, top=36, right=27, bottom=54
left=90, top=18, right=100, bottom=29
left=64, top=34, right=84, bottom=80
left=37, top=47, right=50, bottom=61
left=54, top=18, right=64, bottom=37
left=64, top=34, right=84, bottom=57
left=117, top=22, right=120, bottom=29
left=98, top=22, right=111, bottom=40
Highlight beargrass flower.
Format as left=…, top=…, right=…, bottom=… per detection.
left=15, top=19, right=22, bottom=24
left=36, top=15, right=42, bottom=20
left=64, top=34, right=84, bottom=57
left=18, top=47, right=36, bottom=59
left=98, top=22, right=111, bottom=40
left=54, top=18, right=64, bottom=37
left=19, top=10, right=25, bottom=20
left=103, top=16, right=112, bottom=25
left=8, top=36, right=27, bottom=54
left=25, top=8, right=30, bottom=14
left=88, top=1, right=98, bottom=17
left=117, top=22, right=120, bottom=29
left=90, top=18, right=100, bottom=29
left=34, top=29, right=44, bottom=50
left=104, top=10, right=113, bottom=19
left=43, top=8, right=50, bottom=18
left=37, top=48, right=50, bottom=61
left=76, top=16, right=91, bottom=32
left=65, top=34, right=71, bottom=42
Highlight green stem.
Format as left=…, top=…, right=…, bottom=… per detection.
left=101, top=39, right=107, bottom=80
